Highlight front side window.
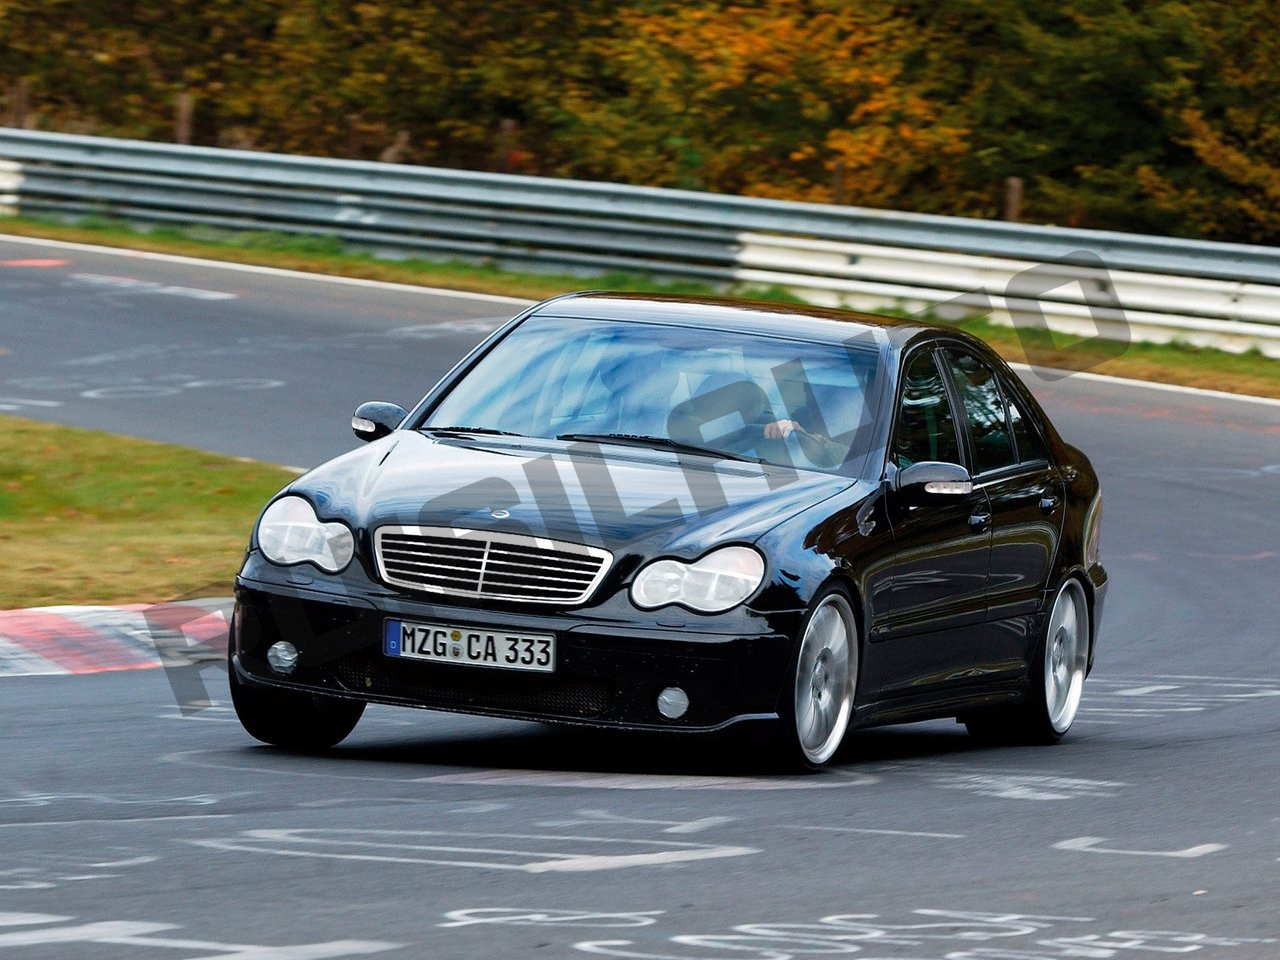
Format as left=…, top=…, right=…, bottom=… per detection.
left=894, top=349, right=961, bottom=468
left=943, top=349, right=1016, bottom=474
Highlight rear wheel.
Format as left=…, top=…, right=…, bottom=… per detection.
left=964, top=578, right=1090, bottom=745
left=229, top=656, right=365, bottom=750
left=779, top=591, right=858, bottom=769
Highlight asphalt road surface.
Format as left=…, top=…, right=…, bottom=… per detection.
left=2, top=235, right=1279, bottom=960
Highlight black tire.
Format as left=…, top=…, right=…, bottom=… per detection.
left=229, top=658, right=365, bottom=750
left=775, top=589, right=859, bottom=771
left=963, top=577, right=1090, bottom=746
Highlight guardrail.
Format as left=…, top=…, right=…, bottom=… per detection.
left=2, top=127, right=1279, bottom=357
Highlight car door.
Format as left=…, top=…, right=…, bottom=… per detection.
left=940, top=347, right=1063, bottom=682
left=863, top=345, right=993, bottom=699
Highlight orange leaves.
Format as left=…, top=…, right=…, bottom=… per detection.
left=552, top=0, right=971, bottom=205
left=3, top=0, right=1278, bottom=240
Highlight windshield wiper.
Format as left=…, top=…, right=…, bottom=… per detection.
left=556, top=432, right=763, bottom=464
left=425, top=426, right=524, bottom=437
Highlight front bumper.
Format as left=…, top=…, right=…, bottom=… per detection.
left=232, top=581, right=796, bottom=732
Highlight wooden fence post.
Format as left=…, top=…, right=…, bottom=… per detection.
left=174, top=92, right=195, bottom=145
left=1002, top=176, right=1024, bottom=222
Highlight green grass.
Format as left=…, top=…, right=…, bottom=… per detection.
left=0, top=415, right=294, bottom=607
left=2, top=213, right=1278, bottom=399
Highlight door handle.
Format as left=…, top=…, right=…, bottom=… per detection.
left=969, top=511, right=992, bottom=532
left=1038, top=491, right=1060, bottom=513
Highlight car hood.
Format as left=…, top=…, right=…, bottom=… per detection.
left=293, top=431, right=858, bottom=553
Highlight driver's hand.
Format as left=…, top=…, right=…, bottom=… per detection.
left=764, top=419, right=801, bottom=439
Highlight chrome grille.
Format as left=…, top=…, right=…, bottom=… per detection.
left=374, top=526, right=612, bottom=605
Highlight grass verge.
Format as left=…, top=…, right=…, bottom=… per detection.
left=0, top=414, right=292, bottom=608
left=2, top=214, right=1278, bottom=400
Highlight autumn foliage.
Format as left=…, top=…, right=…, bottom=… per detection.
left=1, top=0, right=1277, bottom=244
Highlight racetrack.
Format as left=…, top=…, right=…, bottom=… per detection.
left=2, top=235, right=1279, bottom=959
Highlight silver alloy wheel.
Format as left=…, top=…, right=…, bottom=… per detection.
left=1043, top=579, right=1090, bottom=733
left=793, top=594, right=857, bottom=766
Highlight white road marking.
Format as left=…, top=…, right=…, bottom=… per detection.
left=0, top=814, right=232, bottom=829
left=190, top=827, right=757, bottom=874
left=1115, top=684, right=1181, bottom=696
left=0, top=921, right=177, bottom=947
left=0, top=791, right=223, bottom=808
left=1079, top=676, right=1280, bottom=724
left=156, top=711, right=240, bottom=722
left=1053, top=836, right=1228, bottom=858
left=87, top=855, right=158, bottom=868
left=67, top=273, right=237, bottom=300
left=0, top=915, right=71, bottom=927
left=780, top=825, right=965, bottom=839
left=0, top=397, right=61, bottom=410
left=932, top=773, right=1125, bottom=801
left=0, top=851, right=158, bottom=891
left=537, top=810, right=736, bottom=834
left=1080, top=707, right=1205, bottom=715
left=550, top=908, right=1279, bottom=959
left=439, top=909, right=661, bottom=929
left=1106, top=673, right=1280, bottom=683
left=0, top=912, right=398, bottom=956
left=665, top=817, right=736, bottom=835
left=525, top=847, right=752, bottom=873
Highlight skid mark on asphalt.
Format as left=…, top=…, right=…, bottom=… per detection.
left=1079, top=675, right=1280, bottom=724
left=189, top=827, right=758, bottom=874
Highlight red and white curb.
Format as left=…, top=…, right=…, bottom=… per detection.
left=0, top=599, right=232, bottom=678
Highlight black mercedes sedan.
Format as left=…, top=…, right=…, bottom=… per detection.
left=229, top=293, right=1107, bottom=768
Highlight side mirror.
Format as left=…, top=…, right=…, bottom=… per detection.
left=352, top=401, right=407, bottom=442
left=895, top=461, right=973, bottom=505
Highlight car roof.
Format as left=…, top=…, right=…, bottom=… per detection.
left=528, top=292, right=948, bottom=352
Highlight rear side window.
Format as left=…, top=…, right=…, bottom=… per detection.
left=1005, top=392, right=1047, bottom=463
left=894, top=350, right=961, bottom=468
left=943, top=349, right=1016, bottom=474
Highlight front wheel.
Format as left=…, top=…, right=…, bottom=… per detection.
left=964, top=578, right=1090, bottom=745
left=778, top=591, right=858, bottom=769
left=229, top=657, right=365, bottom=750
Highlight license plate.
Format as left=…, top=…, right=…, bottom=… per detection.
left=384, top=619, right=555, bottom=673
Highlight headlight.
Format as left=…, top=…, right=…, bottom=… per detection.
left=631, top=545, right=765, bottom=613
left=256, top=496, right=355, bottom=573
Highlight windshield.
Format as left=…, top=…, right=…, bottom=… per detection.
left=421, top=315, right=884, bottom=476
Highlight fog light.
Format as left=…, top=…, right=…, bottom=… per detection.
left=657, top=686, right=689, bottom=720
left=267, top=641, right=299, bottom=675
